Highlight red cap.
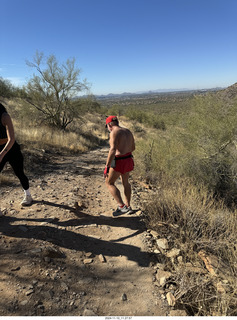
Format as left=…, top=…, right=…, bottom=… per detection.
left=105, top=115, right=118, bottom=127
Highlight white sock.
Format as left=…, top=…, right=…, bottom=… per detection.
left=24, top=189, right=31, bottom=196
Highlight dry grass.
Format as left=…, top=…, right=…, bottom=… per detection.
left=0, top=173, right=15, bottom=186
left=141, top=177, right=237, bottom=315
left=13, top=113, right=108, bottom=153
left=15, top=126, right=92, bottom=153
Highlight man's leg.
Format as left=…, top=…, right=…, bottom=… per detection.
left=105, top=169, right=124, bottom=206
left=121, top=172, right=131, bottom=207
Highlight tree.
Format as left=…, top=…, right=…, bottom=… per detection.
left=25, top=51, right=89, bottom=130
left=0, top=77, right=15, bottom=98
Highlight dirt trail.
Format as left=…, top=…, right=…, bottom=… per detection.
left=0, top=146, right=168, bottom=316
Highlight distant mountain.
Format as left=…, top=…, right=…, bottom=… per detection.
left=93, top=87, right=224, bottom=99
left=219, top=82, right=237, bottom=99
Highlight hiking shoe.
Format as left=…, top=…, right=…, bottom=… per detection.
left=112, top=205, right=130, bottom=217
left=126, top=206, right=134, bottom=214
left=21, top=195, right=33, bottom=206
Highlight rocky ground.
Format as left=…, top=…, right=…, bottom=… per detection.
left=0, top=145, right=172, bottom=316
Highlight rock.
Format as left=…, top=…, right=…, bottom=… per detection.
left=169, top=309, right=187, bottom=316
left=99, top=254, right=106, bottom=263
left=166, top=248, right=180, bottom=258
left=83, top=258, right=93, bottom=264
left=83, top=309, right=97, bottom=316
left=154, top=263, right=166, bottom=270
left=75, top=201, right=87, bottom=209
left=150, top=230, right=159, bottom=238
left=198, top=250, right=217, bottom=276
left=155, top=269, right=172, bottom=286
left=166, top=292, right=176, bottom=306
left=42, top=246, right=65, bottom=259
left=85, top=252, right=93, bottom=258
left=60, top=282, right=69, bottom=292
left=30, top=248, right=42, bottom=254
left=198, top=250, right=230, bottom=277
left=11, top=266, right=21, bottom=271
left=44, top=257, right=51, bottom=263
left=156, top=238, right=169, bottom=250
left=20, top=300, right=28, bottom=306
left=25, top=289, right=34, bottom=296
left=121, top=293, right=127, bottom=301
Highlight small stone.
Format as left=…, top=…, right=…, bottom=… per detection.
left=83, top=258, right=93, bottom=264
left=99, top=254, right=106, bottom=263
left=155, top=269, right=172, bottom=286
left=156, top=238, right=169, bottom=250
left=30, top=248, right=42, bottom=254
left=166, top=248, right=180, bottom=258
left=85, top=252, right=93, bottom=258
left=42, top=246, right=65, bottom=258
left=11, top=266, right=21, bottom=271
left=25, top=289, right=34, bottom=296
left=135, top=210, right=142, bottom=216
left=44, top=257, right=51, bottom=262
left=166, top=292, right=176, bottom=306
left=20, top=300, right=28, bottom=306
left=83, top=309, right=97, bottom=316
left=121, top=293, right=127, bottom=301
left=150, top=230, right=159, bottom=238
left=60, top=282, right=69, bottom=293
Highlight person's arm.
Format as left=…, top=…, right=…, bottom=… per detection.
left=0, top=113, right=15, bottom=162
left=104, top=131, right=117, bottom=178
left=131, top=134, right=135, bottom=152
left=106, top=132, right=117, bottom=167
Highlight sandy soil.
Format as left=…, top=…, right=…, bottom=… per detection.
left=0, top=146, right=168, bottom=316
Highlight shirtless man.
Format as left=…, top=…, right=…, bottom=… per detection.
left=104, top=116, right=135, bottom=215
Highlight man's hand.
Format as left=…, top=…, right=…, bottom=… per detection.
left=104, top=165, right=110, bottom=178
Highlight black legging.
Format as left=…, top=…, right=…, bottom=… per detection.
left=0, top=141, right=29, bottom=190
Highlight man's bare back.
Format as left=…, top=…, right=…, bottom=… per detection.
left=110, top=126, right=135, bottom=156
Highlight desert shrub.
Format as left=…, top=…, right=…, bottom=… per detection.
left=133, top=93, right=237, bottom=205
left=105, top=104, right=124, bottom=116
left=142, top=178, right=237, bottom=315
left=125, top=107, right=166, bottom=130
left=72, top=97, right=102, bottom=114
left=0, top=78, right=16, bottom=98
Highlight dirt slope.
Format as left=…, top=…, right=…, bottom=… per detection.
left=0, top=146, right=168, bottom=316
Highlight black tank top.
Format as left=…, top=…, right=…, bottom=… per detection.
left=0, top=108, right=8, bottom=139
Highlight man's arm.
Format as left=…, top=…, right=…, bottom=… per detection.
left=106, top=131, right=117, bottom=167
left=103, top=130, right=118, bottom=178
left=131, top=134, right=135, bottom=152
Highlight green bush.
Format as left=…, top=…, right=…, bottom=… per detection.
left=133, top=93, right=237, bottom=205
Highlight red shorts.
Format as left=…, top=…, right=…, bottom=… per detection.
left=113, top=152, right=134, bottom=175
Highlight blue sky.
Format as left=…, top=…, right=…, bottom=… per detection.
left=1, top=0, right=237, bottom=95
